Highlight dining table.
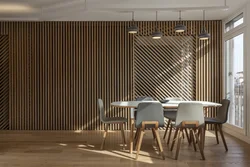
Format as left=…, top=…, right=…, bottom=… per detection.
left=110, top=100, right=222, bottom=153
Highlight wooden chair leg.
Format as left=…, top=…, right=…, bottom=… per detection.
left=153, top=129, right=160, bottom=149
left=170, top=128, right=179, bottom=151
left=120, top=123, right=126, bottom=148
left=194, top=128, right=205, bottom=160
left=198, top=128, right=201, bottom=137
left=196, top=128, right=201, bottom=144
left=153, top=128, right=165, bottom=160
left=135, top=129, right=144, bottom=160
left=184, top=128, right=190, bottom=144
left=135, top=128, right=141, bottom=150
left=100, top=124, right=109, bottom=150
left=130, top=119, right=134, bottom=154
left=152, top=129, right=156, bottom=139
left=214, top=124, right=219, bottom=144
left=190, top=129, right=197, bottom=151
left=197, top=124, right=205, bottom=145
left=202, top=126, right=206, bottom=150
left=204, top=124, right=206, bottom=141
left=163, top=119, right=171, bottom=139
left=198, top=126, right=203, bottom=150
left=218, top=124, right=228, bottom=151
left=167, top=122, right=173, bottom=144
left=175, top=128, right=183, bottom=160
left=134, top=128, right=138, bottom=141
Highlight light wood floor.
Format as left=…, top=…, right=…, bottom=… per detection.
left=0, top=130, right=250, bottom=167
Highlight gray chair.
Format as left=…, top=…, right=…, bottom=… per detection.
left=205, top=99, right=230, bottom=151
left=134, top=102, right=165, bottom=160
left=131, top=96, right=154, bottom=119
left=163, top=97, right=185, bottom=144
left=98, top=99, right=127, bottom=150
left=170, top=102, right=205, bottom=160
left=132, top=96, right=155, bottom=141
left=129, top=96, right=154, bottom=153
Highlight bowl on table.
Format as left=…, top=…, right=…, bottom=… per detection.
left=159, top=99, right=170, bottom=103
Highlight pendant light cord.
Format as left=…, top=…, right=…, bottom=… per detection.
left=156, top=11, right=158, bottom=21
left=203, top=10, right=205, bottom=21
left=179, top=11, right=182, bottom=23
left=203, top=10, right=206, bottom=31
left=156, top=11, right=158, bottom=30
left=132, top=11, right=134, bottom=22
left=84, top=0, right=87, bottom=11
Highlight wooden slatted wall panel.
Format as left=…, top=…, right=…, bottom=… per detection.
left=134, top=21, right=222, bottom=120
left=196, top=21, right=223, bottom=128
left=134, top=35, right=196, bottom=100
left=0, top=21, right=221, bottom=130
left=8, top=23, right=30, bottom=130
left=0, top=22, right=133, bottom=130
left=0, top=35, right=9, bottom=129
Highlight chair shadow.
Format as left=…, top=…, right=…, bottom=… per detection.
left=81, top=132, right=178, bottom=161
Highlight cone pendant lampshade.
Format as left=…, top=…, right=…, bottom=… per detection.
left=128, top=11, right=138, bottom=34
left=199, top=10, right=210, bottom=40
left=152, top=11, right=163, bottom=39
left=174, top=11, right=186, bottom=33
left=152, top=29, right=163, bottom=39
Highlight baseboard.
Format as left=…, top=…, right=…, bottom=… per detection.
left=223, top=124, right=250, bottom=144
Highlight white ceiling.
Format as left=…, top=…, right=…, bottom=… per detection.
left=0, top=0, right=248, bottom=21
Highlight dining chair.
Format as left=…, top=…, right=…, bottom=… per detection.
left=132, top=96, right=155, bottom=141
left=163, top=97, right=188, bottom=144
left=131, top=96, right=154, bottom=119
left=204, top=99, right=230, bottom=151
left=134, top=102, right=165, bottom=160
left=98, top=99, right=127, bottom=150
left=170, top=102, right=205, bottom=160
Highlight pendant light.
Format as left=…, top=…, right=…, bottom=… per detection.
left=174, top=11, right=186, bottom=33
left=199, top=10, right=210, bottom=40
left=152, top=11, right=163, bottom=39
left=128, top=11, right=138, bottom=34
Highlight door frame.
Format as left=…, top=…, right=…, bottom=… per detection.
left=222, top=7, right=248, bottom=137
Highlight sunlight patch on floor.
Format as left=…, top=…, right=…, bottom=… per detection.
left=206, top=131, right=216, bottom=137
left=78, top=148, right=154, bottom=163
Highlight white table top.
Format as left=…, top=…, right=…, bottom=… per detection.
left=111, top=100, right=222, bottom=109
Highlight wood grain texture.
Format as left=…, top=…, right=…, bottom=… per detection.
left=134, top=35, right=196, bottom=100
left=0, top=21, right=222, bottom=130
left=0, top=35, right=9, bottom=130
left=0, top=130, right=249, bottom=167
left=133, top=21, right=222, bottom=130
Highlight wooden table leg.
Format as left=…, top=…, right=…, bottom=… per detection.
left=130, top=118, right=134, bottom=154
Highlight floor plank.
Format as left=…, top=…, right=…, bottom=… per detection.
left=0, top=130, right=249, bottom=167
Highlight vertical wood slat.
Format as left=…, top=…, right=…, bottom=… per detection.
left=0, top=21, right=222, bottom=130
left=0, top=35, right=9, bottom=130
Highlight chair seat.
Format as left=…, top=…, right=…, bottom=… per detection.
left=205, top=117, right=223, bottom=124
left=103, top=117, right=127, bottom=124
left=164, top=111, right=176, bottom=121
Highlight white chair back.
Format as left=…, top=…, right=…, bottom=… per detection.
left=175, top=102, right=204, bottom=127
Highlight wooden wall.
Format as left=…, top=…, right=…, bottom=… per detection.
left=134, top=35, right=196, bottom=100
left=0, top=35, right=9, bottom=130
left=0, top=21, right=222, bottom=130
